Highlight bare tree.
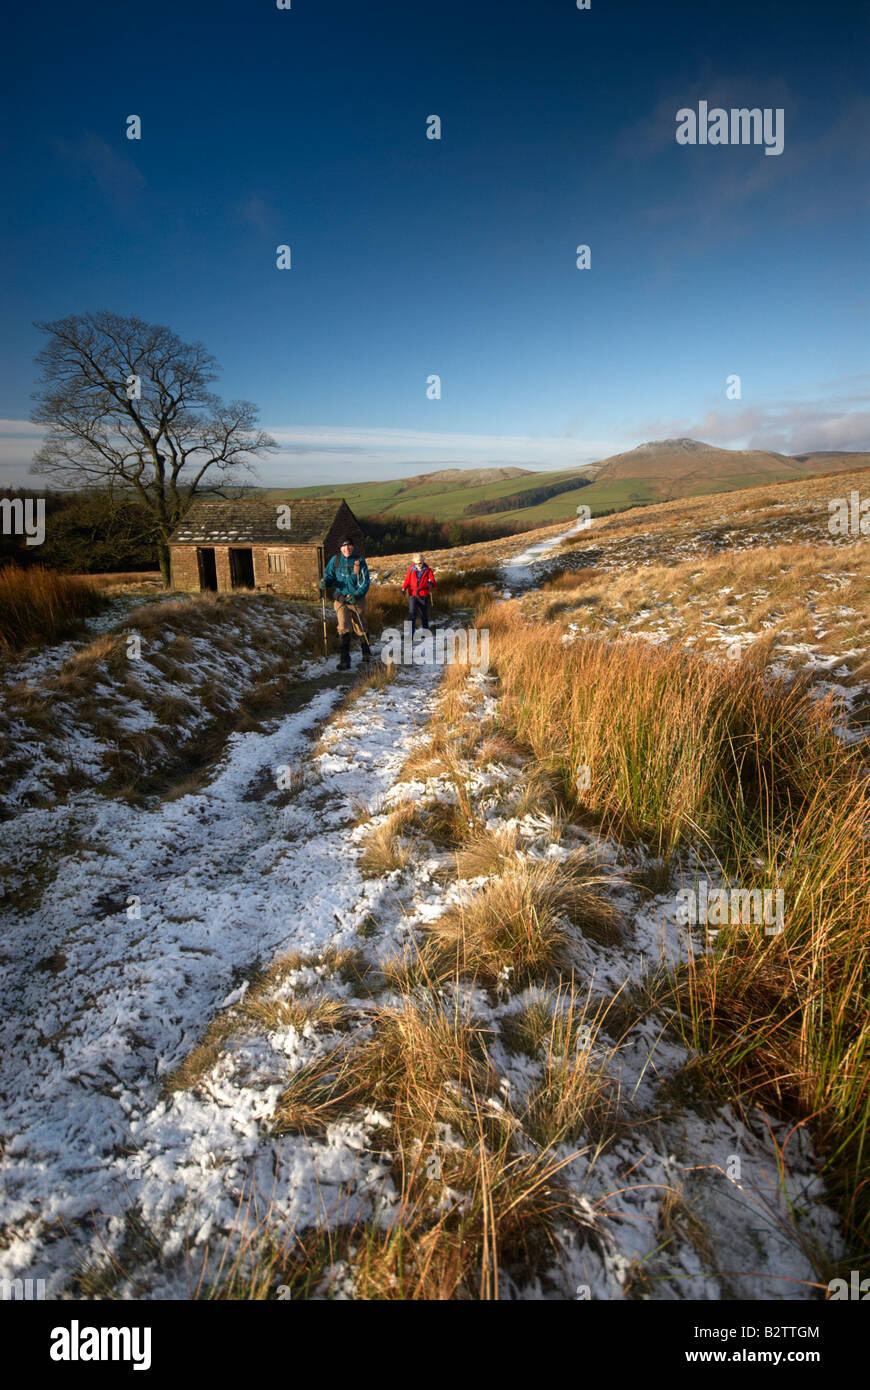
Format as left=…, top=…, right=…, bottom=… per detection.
left=30, top=311, right=277, bottom=583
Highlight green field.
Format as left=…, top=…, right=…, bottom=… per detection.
left=261, top=470, right=798, bottom=527
left=262, top=467, right=596, bottom=523
left=257, top=443, right=870, bottom=527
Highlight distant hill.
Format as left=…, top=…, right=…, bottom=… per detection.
left=579, top=437, right=867, bottom=487
left=791, top=450, right=870, bottom=468
left=395, top=466, right=532, bottom=489
left=260, top=440, right=870, bottom=526
left=569, top=438, right=821, bottom=509
left=552, top=439, right=870, bottom=519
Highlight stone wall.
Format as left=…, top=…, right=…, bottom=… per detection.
left=252, top=544, right=320, bottom=597
left=169, top=543, right=322, bottom=597
left=169, top=546, right=201, bottom=592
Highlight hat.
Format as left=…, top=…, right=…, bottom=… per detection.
left=413, top=553, right=424, bottom=564
left=340, top=536, right=355, bottom=546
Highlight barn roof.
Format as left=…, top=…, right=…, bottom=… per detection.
left=169, top=497, right=357, bottom=546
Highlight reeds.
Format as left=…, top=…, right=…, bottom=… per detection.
left=480, top=602, right=870, bottom=1258
left=0, top=564, right=104, bottom=653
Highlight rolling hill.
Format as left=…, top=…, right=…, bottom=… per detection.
left=260, top=440, right=870, bottom=526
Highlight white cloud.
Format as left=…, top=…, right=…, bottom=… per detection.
left=632, top=395, right=870, bottom=456
left=255, top=425, right=620, bottom=484
left=0, top=419, right=622, bottom=488
left=0, top=420, right=45, bottom=436
left=0, top=422, right=46, bottom=487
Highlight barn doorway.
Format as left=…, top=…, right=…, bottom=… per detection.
left=229, top=548, right=255, bottom=590
left=197, top=548, right=218, bottom=592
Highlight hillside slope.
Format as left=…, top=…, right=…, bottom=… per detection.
left=261, top=441, right=870, bottom=526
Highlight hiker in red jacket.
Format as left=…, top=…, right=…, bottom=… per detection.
left=402, top=553, right=436, bottom=632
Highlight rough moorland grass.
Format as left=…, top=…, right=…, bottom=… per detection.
left=480, top=603, right=853, bottom=855
left=164, top=946, right=366, bottom=1097
left=423, top=855, right=622, bottom=987
left=358, top=805, right=416, bottom=876
left=536, top=540, right=870, bottom=675
left=1, top=592, right=318, bottom=805
left=480, top=602, right=870, bottom=1260
left=362, top=584, right=408, bottom=632
left=202, top=1126, right=584, bottom=1300
left=453, top=823, right=521, bottom=879
left=0, top=564, right=105, bottom=653
left=212, top=985, right=600, bottom=1299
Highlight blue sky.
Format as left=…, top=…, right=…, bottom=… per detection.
left=0, top=0, right=867, bottom=486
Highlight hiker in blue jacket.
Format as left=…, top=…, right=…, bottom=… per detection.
left=320, top=537, right=373, bottom=670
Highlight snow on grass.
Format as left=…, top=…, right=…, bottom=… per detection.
left=99, top=670, right=846, bottom=1297
left=0, top=594, right=162, bottom=691
left=524, top=482, right=870, bottom=740
left=0, top=641, right=447, bottom=1296
left=379, top=674, right=842, bottom=1299
left=0, top=595, right=314, bottom=810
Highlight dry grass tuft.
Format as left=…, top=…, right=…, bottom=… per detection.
left=162, top=1016, right=236, bottom=1095
left=240, top=993, right=352, bottom=1035
left=406, top=794, right=480, bottom=848
left=272, top=1047, right=359, bottom=1135
left=512, top=764, right=568, bottom=820
left=342, top=661, right=399, bottom=707
left=57, top=632, right=126, bottom=681
left=473, top=732, right=526, bottom=768
left=272, top=993, right=495, bottom=1143
left=203, top=1132, right=589, bottom=1300
left=423, top=856, right=620, bottom=987
left=518, top=989, right=621, bottom=1148
left=358, top=805, right=415, bottom=875
left=655, top=1186, right=715, bottom=1269
left=204, top=967, right=608, bottom=1299
left=347, top=997, right=497, bottom=1138
left=453, top=824, right=520, bottom=879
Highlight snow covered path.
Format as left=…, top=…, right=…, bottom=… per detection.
left=499, top=515, right=590, bottom=592
left=0, top=649, right=445, bottom=1291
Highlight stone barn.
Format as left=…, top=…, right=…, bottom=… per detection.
left=168, top=497, right=366, bottom=599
